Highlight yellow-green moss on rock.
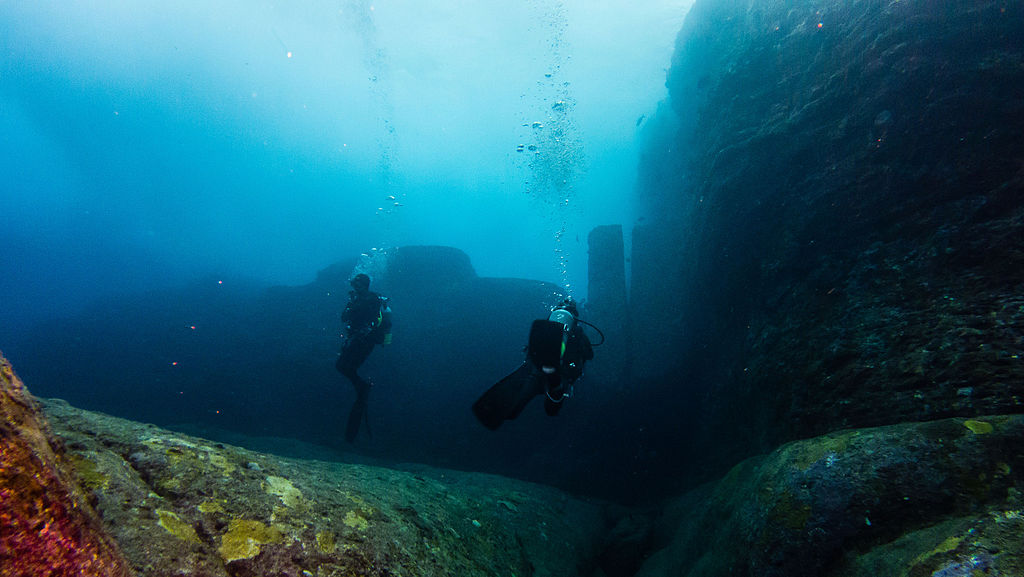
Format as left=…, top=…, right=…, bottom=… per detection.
left=69, top=454, right=108, bottom=491
left=219, top=519, right=285, bottom=562
left=344, top=510, right=370, bottom=531
left=785, top=430, right=858, bottom=471
left=198, top=499, right=225, bottom=514
left=157, top=509, right=200, bottom=544
left=316, top=530, right=336, bottom=554
left=964, top=420, right=994, bottom=434
left=265, top=475, right=303, bottom=508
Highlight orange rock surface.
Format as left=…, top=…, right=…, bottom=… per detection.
left=0, top=353, right=131, bottom=577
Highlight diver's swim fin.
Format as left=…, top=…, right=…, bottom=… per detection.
left=472, top=363, right=540, bottom=430
left=345, top=385, right=371, bottom=442
left=345, top=400, right=365, bottom=442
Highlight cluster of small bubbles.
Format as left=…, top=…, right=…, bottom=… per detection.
left=552, top=224, right=572, bottom=293
left=513, top=0, right=584, bottom=293
left=375, top=192, right=405, bottom=217
left=515, top=0, right=584, bottom=206
left=543, top=290, right=567, bottom=309
left=342, top=2, right=404, bottom=235
left=352, top=247, right=393, bottom=285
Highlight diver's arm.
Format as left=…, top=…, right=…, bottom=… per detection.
left=379, top=299, right=393, bottom=344
left=341, top=296, right=356, bottom=323
left=574, top=328, right=594, bottom=361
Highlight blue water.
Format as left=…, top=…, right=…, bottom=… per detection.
left=1, top=1, right=694, bottom=504
left=1, top=0, right=690, bottom=336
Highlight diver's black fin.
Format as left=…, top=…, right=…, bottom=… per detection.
left=361, top=398, right=373, bottom=439
left=472, top=363, right=539, bottom=430
left=345, top=386, right=371, bottom=442
left=345, top=401, right=365, bottom=442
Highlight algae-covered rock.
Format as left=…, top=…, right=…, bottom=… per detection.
left=0, top=354, right=131, bottom=577
left=37, top=396, right=608, bottom=577
left=636, top=415, right=1024, bottom=577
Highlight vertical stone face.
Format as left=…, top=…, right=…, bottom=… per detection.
left=636, top=0, right=1024, bottom=477
left=629, top=223, right=690, bottom=382
left=0, top=354, right=131, bottom=577
left=586, top=225, right=629, bottom=387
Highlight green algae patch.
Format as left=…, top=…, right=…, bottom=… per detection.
left=157, top=509, right=200, bottom=543
left=265, top=475, right=303, bottom=508
left=316, top=530, right=336, bottom=554
left=219, top=519, right=284, bottom=562
left=157, top=476, right=182, bottom=493
left=344, top=510, right=370, bottom=531
left=161, top=444, right=197, bottom=467
left=198, top=499, right=225, bottom=514
left=921, top=535, right=962, bottom=561
left=908, top=532, right=965, bottom=572
left=69, top=454, right=108, bottom=491
left=964, top=420, right=994, bottom=434
left=786, top=431, right=857, bottom=471
left=206, top=452, right=235, bottom=475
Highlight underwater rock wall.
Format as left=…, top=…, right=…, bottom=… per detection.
left=636, top=0, right=1024, bottom=481
left=586, top=225, right=630, bottom=387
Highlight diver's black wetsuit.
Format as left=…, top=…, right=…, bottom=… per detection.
left=336, top=285, right=390, bottom=442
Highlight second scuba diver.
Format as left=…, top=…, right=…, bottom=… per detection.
left=336, top=273, right=392, bottom=442
left=472, top=298, right=595, bottom=430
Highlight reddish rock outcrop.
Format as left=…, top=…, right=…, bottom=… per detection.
left=0, top=353, right=131, bottom=577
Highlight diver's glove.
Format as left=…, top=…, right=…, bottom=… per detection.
left=382, top=333, right=392, bottom=345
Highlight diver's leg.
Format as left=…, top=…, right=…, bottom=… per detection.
left=544, top=375, right=566, bottom=416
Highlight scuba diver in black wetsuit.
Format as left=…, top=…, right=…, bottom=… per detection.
left=472, top=298, right=597, bottom=430
left=335, top=273, right=392, bottom=442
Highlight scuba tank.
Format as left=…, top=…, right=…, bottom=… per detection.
left=543, top=304, right=578, bottom=401
left=547, top=306, right=577, bottom=363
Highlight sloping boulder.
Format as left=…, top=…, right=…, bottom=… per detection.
left=637, top=415, right=1024, bottom=576
left=35, top=396, right=610, bottom=577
